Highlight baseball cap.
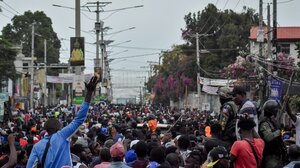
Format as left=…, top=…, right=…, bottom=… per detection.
left=217, top=87, right=233, bottom=99
left=125, top=149, right=137, bottom=163
left=110, top=142, right=125, bottom=158
left=207, top=146, right=229, bottom=167
left=229, top=86, right=246, bottom=96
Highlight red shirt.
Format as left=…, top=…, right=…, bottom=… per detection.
left=230, top=138, right=264, bottom=168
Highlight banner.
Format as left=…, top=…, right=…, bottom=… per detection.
left=70, top=37, right=85, bottom=66
left=47, top=76, right=73, bottom=83
left=202, top=85, right=219, bottom=95
left=200, top=77, right=236, bottom=86
left=270, top=79, right=283, bottom=101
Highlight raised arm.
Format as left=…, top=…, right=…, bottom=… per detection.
left=2, top=134, right=17, bottom=168
left=58, top=76, right=99, bottom=139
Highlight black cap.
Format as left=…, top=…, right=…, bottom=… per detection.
left=207, top=146, right=229, bottom=167
left=230, top=86, right=246, bottom=96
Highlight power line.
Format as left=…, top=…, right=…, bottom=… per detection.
left=0, top=12, right=10, bottom=19
left=111, top=53, right=160, bottom=59
left=1, top=1, right=20, bottom=14
left=0, top=5, right=16, bottom=15
left=278, top=0, right=296, bottom=4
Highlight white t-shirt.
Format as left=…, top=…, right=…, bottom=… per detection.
left=293, top=116, right=300, bottom=147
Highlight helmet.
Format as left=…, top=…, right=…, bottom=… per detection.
left=217, top=87, right=233, bottom=99
left=263, top=99, right=280, bottom=117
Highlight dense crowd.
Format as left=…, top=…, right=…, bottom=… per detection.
left=0, top=77, right=300, bottom=168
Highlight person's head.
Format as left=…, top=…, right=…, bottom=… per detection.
left=99, top=147, right=111, bottom=162
left=89, top=142, right=101, bottom=156
left=185, top=151, right=204, bottom=168
left=207, top=146, right=230, bottom=168
left=149, top=147, right=166, bottom=164
left=237, top=118, right=256, bottom=139
left=44, top=118, right=61, bottom=135
left=231, top=86, right=247, bottom=105
left=288, top=144, right=300, bottom=161
left=104, top=139, right=114, bottom=149
left=263, top=99, right=280, bottom=117
left=166, top=153, right=180, bottom=168
left=71, top=144, right=92, bottom=164
left=210, top=123, right=222, bottom=138
left=217, top=87, right=233, bottom=105
left=177, top=135, right=190, bottom=151
left=125, top=149, right=137, bottom=164
left=110, top=142, right=125, bottom=161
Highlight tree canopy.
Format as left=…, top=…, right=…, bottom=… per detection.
left=0, top=37, right=18, bottom=88
left=148, top=4, right=260, bottom=105
left=1, top=11, right=61, bottom=75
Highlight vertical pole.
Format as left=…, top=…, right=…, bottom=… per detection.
left=267, top=3, right=272, bottom=99
left=273, top=0, right=278, bottom=68
left=259, top=0, right=263, bottom=58
left=258, top=0, right=264, bottom=102
left=75, top=0, right=82, bottom=99
left=196, top=33, right=201, bottom=110
left=30, top=23, right=35, bottom=110
left=75, top=0, right=81, bottom=37
left=44, top=39, right=47, bottom=106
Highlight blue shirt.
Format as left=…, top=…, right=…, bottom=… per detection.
left=26, top=102, right=89, bottom=168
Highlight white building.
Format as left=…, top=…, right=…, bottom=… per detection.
left=249, top=26, right=300, bottom=63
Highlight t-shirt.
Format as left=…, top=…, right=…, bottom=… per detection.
left=293, top=116, right=300, bottom=147
left=230, top=138, right=264, bottom=168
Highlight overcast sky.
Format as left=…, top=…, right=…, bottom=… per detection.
left=0, top=0, right=299, bottom=99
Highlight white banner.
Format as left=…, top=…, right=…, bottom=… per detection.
left=47, top=76, right=73, bottom=83
left=200, top=77, right=236, bottom=86
left=47, top=74, right=94, bottom=84
left=202, top=85, right=219, bottom=95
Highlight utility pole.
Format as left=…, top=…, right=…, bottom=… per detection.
left=258, top=0, right=264, bottom=58
left=267, top=3, right=272, bottom=99
left=30, top=23, right=35, bottom=110
left=196, top=33, right=201, bottom=110
left=85, top=1, right=111, bottom=96
left=43, top=39, right=47, bottom=106
left=273, top=0, right=278, bottom=76
left=258, top=0, right=264, bottom=102
left=74, top=0, right=82, bottom=98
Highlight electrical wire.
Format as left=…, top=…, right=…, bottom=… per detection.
left=277, top=0, right=296, bottom=4
left=0, top=5, right=16, bottom=15
left=0, top=12, right=11, bottom=19
left=1, top=1, right=20, bottom=14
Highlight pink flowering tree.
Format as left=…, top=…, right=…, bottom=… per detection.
left=222, top=56, right=256, bottom=79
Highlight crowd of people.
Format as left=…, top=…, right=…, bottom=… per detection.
left=0, top=77, right=300, bottom=168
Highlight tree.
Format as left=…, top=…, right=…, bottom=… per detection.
left=0, top=37, right=18, bottom=88
left=1, top=11, right=61, bottom=75
left=182, top=4, right=259, bottom=71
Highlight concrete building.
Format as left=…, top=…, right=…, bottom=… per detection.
left=249, top=26, right=300, bottom=63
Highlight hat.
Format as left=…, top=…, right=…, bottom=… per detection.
left=79, top=125, right=85, bottom=133
left=130, top=140, right=140, bottom=149
left=217, top=87, right=233, bottom=99
left=207, top=146, right=229, bottom=167
left=125, top=149, right=137, bottom=163
left=230, top=86, right=246, bottom=96
left=110, top=142, right=125, bottom=158
left=165, top=141, right=175, bottom=148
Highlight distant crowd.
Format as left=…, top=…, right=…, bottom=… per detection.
left=0, top=78, right=300, bottom=168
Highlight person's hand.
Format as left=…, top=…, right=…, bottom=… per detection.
left=7, top=134, right=16, bottom=144
left=85, top=75, right=99, bottom=92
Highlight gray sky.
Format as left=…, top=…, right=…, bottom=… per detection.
left=0, top=0, right=299, bottom=99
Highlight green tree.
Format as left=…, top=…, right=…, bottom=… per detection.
left=0, top=36, right=18, bottom=88
left=1, top=11, right=61, bottom=75
left=182, top=4, right=259, bottom=71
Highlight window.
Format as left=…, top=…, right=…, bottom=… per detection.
left=23, top=63, right=28, bottom=70
left=278, top=43, right=290, bottom=54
